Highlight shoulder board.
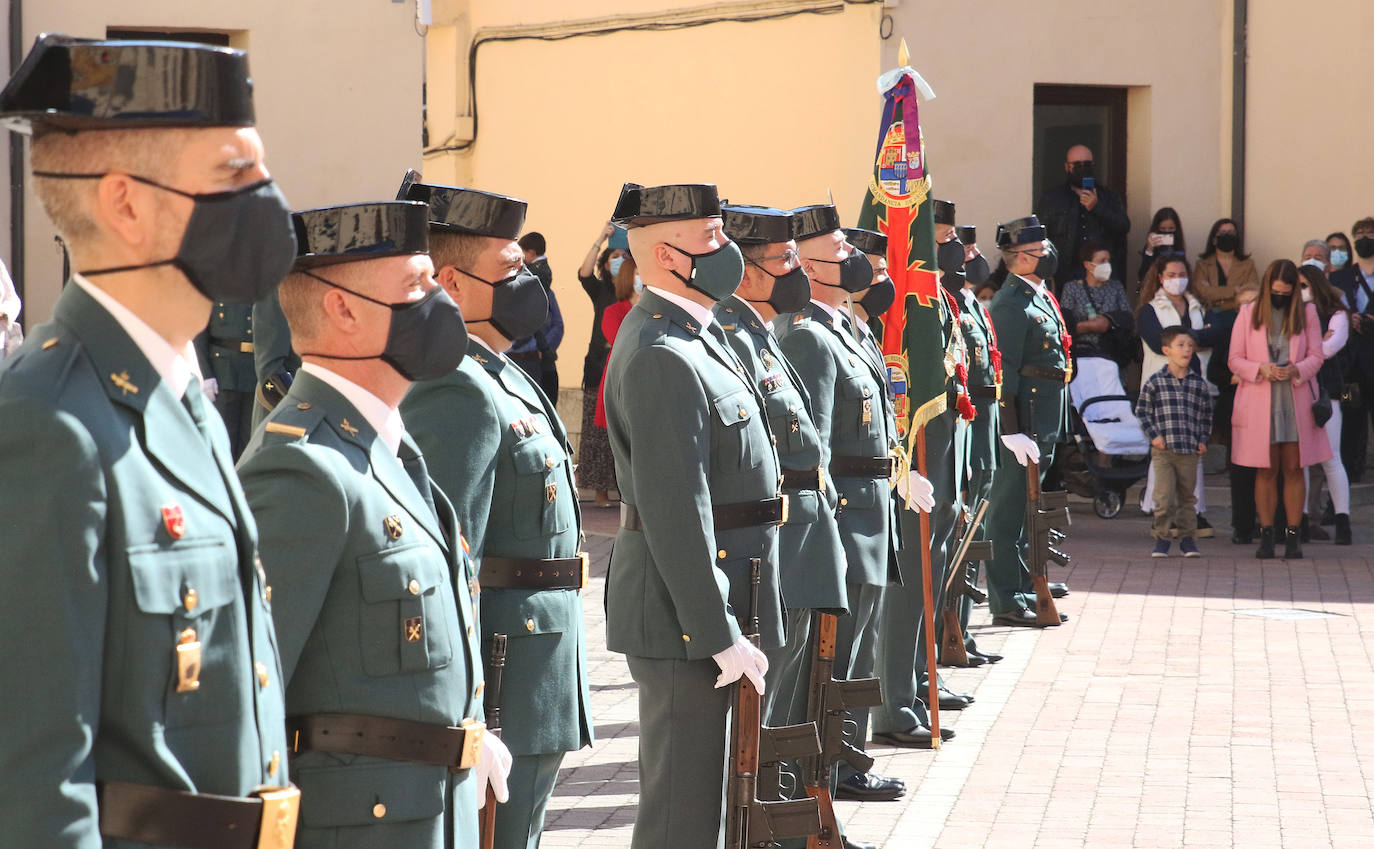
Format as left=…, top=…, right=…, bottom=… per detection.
left=264, top=422, right=307, bottom=438
left=792, top=313, right=808, bottom=326
left=260, top=402, right=326, bottom=443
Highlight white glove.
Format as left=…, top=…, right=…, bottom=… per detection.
left=201, top=377, right=219, bottom=402
left=474, top=729, right=512, bottom=809
left=1000, top=433, right=1041, bottom=467
left=895, top=469, right=936, bottom=513
left=712, top=635, right=769, bottom=694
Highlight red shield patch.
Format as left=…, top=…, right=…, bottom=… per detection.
left=161, top=504, right=186, bottom=539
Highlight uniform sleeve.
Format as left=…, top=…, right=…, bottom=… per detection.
left=778, top=328, right=838, bottom=460
left=0, top=399, right=107, bottom=847
left=619, top=344, right=741, bottom=657
left=988, top=296, right=1028, bottom=410
left=252, top=291, right=297, bottom=382
left=238, top=443, right=350, bottom=681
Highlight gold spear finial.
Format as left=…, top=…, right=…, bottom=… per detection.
left=898, top=38, right=910, bottom=67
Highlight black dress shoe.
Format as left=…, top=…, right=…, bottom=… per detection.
left=992, top=609, right=1043, bottom=627
left=872, top=726, right=956, bottom=748
left=939, top=686, right=974, bottom=705
left=1050, top=582, right=1069, bottom=598
left=835, top=771, right=905, bottom=801
left=970, top=649, right=1003, bottom=664
left=937, top=693, right=971, bottom=710
left=842, top=838, right=877, bottom=849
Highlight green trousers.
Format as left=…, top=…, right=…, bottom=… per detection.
left=493, top=751, right=565, bottom=849
left=985, top=442, right=1057, bottom=615
left=832, top=581, right=883, bottom=783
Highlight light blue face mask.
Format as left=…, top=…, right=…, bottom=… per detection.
left=1330, top=249, right=1350, bottom=269
left=608, top=256, right=625, bottom=278
left=632, top=275, right=644, bottom=294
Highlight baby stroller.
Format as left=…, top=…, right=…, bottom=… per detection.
left=1068, top=357, right=1151, bottom=518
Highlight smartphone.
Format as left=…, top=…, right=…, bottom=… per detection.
left=1158, top=232, right=1175, bottom=246
left=1080, top=176, right=1095, bottom=191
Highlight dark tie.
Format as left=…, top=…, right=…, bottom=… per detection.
left=398, top=437, right=439, bottom=523
left=182, top=377, right=216, bottom=452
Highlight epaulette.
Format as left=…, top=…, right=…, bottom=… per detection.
left=791, top=313, right=809, bottom=326
left=261, top=401, right=326, bottom=442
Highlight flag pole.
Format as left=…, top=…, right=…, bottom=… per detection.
left=915, top=424, right=939, bottom=748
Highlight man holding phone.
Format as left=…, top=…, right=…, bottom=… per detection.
left=1036, top=144, right=1131, bottom=289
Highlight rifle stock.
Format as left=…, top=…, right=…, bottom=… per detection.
left=1025, top=459, right=1070, bottom=627
left=479, top=634, right=508, bottom=849
left=939, top=501, right=992, bottom=667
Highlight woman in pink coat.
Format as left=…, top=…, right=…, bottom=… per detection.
left=1229, top=259, right=1331, bottom=559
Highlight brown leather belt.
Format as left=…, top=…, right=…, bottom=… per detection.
left=210, top=337, right=254, bottom=354
left=829, top=456, right=896, bottom=479
left=621, top=496, right=789, bottom=532
left=288, top=713, right=486, bottom=772
left=99, top=781, right=300, bottom=849
left=780, top=468, right=826, bottom=491
left=480, top=553, right=589, bottom=590
left=969, top=384, right=1000, bottom=399
left=1019, top=363, right=1071, bottom=383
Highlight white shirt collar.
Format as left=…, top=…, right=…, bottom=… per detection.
left=73, top=274, right=201, bottom=399
left=299, top=362, right=405, bottom=456
left=838, top=304, right=872, bottom=339
left=471, top=336, right=505, bottom=359
left=810, top=298, right=839, bottom=321
left=647, top=286, right=715, bottom=330
left=737, top=297, right=769, bottom=328
left=1015, top=274, right=1048, bottom=297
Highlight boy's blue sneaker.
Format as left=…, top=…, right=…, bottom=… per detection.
left=1180, top=537, right=1201, bottom=558
left=1151, top=539, right=1171, bottom=558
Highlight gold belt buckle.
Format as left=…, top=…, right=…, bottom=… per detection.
left=1064, top=363, right=1073, bottom=384
left=778, top=494, right=790, bottom=525
left=240, top=341, right=255, bottom=353
left=816, top=468, right=826, bottom=492
left=458, top=719, right=487, bottom=769
left=578, top=551, right=590, bottom=589
left=253, top=785, right=300, bottom=849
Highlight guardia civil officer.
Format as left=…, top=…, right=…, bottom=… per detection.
left=0, top=35, right=297, bottom=847
left=985, top=215, right=1071, bottom=626
left=400, top=177, right=593, bottom=849
left=774, top=205, right=910, bottom=785
left=602, top=183, right=785, bottom=849
left=237, top=202, right=511, bottom=848
left=251, top=289, right=298, bottom=429
left=195, top=301, right=257, bottom=456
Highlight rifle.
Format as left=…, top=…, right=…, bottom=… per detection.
left=479, top=634, right=508, bottom=849
left=801, top=611, right=883, bottom=849
left=1025, top=459, right=1071, bottom=627
left=939, top=500, right=992, bottom=667
left=725, top=559, right=823, bottom=849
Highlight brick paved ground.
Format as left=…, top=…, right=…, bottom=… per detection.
left=543, top=486, right=1374, bottom=848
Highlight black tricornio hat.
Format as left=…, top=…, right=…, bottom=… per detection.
left=996, top=215, right=1047, bottom=249
left=293, top=202, right=430, bottom=269
left=398, top=172, right=527, bottom=240
left=723, top=204, right=794, bottom=244
left=0, top=33, right=255, bottom=133
left=956, top=225, right=976, bottom=245
left=843, top=227, right=886, bottom=257
left=933, top=200, right=956, bottom=225
left=791, top=204, right=842, bottom=242
left=611, top=182, right=721, bottom=228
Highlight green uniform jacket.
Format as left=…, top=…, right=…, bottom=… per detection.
left=402, top=338, right=593, bottom=757
left=196, top=302, right=257, bottom=391
left=250, top=290, right=299, bottom=425
left=988, top=276, right=1072, bottom=442
left=603, top=289, right=785, bottom=658
left=959, top=288, right=1003, bottom=474
left=238, top=372, right=482, bottom=848
left=0, top=283, right=288, bottom=847
left=774, top=302, right=900, bottom=588
left=715, top=296, right=847, bottom=613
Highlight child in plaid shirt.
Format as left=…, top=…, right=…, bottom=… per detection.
left=1136, top=326, right=1213, bottom=557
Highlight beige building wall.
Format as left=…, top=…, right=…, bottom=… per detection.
left=423, top=0, right=882, bottom=399
left=3, top=0, right=426, bottom=325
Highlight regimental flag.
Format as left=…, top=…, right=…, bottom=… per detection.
left=856, top=70, right=945, bottom=438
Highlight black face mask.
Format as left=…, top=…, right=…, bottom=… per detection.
left=300, top=271, right=468, bottom=382
left=859, top=276, right=896, bottom=315
left=1215, top=232, right=1239, bottom=253
left=666, top=240, right=746, bottom=302
left=1270, top=292, right=1292, bottom=311
left=1356, top=237, right=1374, bottom=260
left=34, top=171, right=296, bottom=304
left=811, top=248, right=874, bottom=293
left=1032, top=243, right=1058, bottom=281
left=1068, top=161, right=1095, bottom=189
left=937, top=238, right=966, bottom=274
left=459, top=266, right=550, bottom=341
left=965, top=253, right=991, bottom=286
left=745, top=262, right=811, bottom=314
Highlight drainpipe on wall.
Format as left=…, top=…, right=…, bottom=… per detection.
left=8, top=0, right=22, bottom=302
left=1231, top=0, right=1247, bottom=228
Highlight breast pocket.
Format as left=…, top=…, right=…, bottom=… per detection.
left=127, top=538, right=243, bottom=728
left=356, top=543, right=455, bottom=677
left=838, top=376, right=879, bottom=441
left=510, top=435, right=575, bottom=540
left=712, top=389, right=767, bottom=473
left=763, top=387, right=803, bottom=457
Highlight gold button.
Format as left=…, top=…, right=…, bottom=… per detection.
left=264, top=585, right=273, bottom=603
left=408, top=579, right=421, bottom=595
left=268, top=750, right=280, bottom=777
left=475, top=682, right=485, bottom=698
left=682, top=634, right=691, bottom=642
left=256, top=662, right=269, bottom=688
left=468, top=624, right=474, bottom=637
left=525, top=618, right=536, bottom=632
left=296, top=402, right=311, bottom=410
left=373, top=803, right=387, bottom=818
left=738, top=409, right=747, bottom=419
left=717, top=549, right=727, bottom=559
left=840, top=497, right=849, bottom=506
left=182, top=587, right=198, bottom=613
left=545, top=456, right=556, bottom=469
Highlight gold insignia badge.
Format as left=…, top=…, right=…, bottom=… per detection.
left=176, top=628, right=202, bottom=693
left=404, top=616, right=423, bottom=643
left=109, top=371, right=139, bottom=395
left=545, top=483, right=558, bottom=503
left=685, top=321, right=698, bottom=333
left=861, top=398, right=873, bottom=425
left=339, top=418, right=359, bottom=436
left=383, top=515, right=404, bottom=540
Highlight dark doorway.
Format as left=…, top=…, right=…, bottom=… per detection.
left=105, top=29, right=232, bottom=47
left=1032, top=85, right=1128, bottom=212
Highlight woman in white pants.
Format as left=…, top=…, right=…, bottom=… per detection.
left=1299, top=264, right=1352, bottom=544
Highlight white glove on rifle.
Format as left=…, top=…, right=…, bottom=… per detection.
left=712, top=635, right=769, bottom=694
left=1000, top=433, right=1041, bottom=467
left=474, top=729, right=512, bottom=809
left=895, top=469, right=936, bottom=513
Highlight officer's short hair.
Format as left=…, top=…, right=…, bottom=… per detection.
left=31, top=128, right=186, bottom=248
left=429, top=231, right=486, bottom=274
left=739, top=242, right=771, bottom=263
left=517, top=231, right=545, bottom=256
left=279, top=262, right=370, bottom=343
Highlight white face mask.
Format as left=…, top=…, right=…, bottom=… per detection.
left=1162, top=278, right=1188, bottom=296
left=1092, top=262, right=1112, bottom=282
left=1301, top=288, right=1314, bottom=303
left=1301, top=257, right=1326, bottom=270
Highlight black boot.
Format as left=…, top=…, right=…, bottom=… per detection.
left=1256, top=526, right=1276, bottom=559
left=1284, top=525, right=1303, bottom=559
left=1321, top=499, right=1336, bottom=526
left=1299, top=515, right=1311, bottom=542
left=1335, top=514, right=1352, bottom=546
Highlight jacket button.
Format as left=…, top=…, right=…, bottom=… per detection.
left=526, top=618, right=536, bottom=632
left=182, top=588, right=198, bottom=613
left=264, top=585, right=273, bottom=604
left=840, top=497, right=849, bottom=506
left=256, top=662, right=269, bottom=688
left=717, top=549, right=727, bottom=559
left=268, top=750, right=280, bottom=777
left=475, top=682, right=485, bottom=698
left=373, top=803, right=387, bottom=818
left=738, top=409, right=747, bottom=419
left=682, top=634, right=691, bottom=642
left=408, top=579, right=421, bottom=595
left=545, top=456, right=556, bottom=469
